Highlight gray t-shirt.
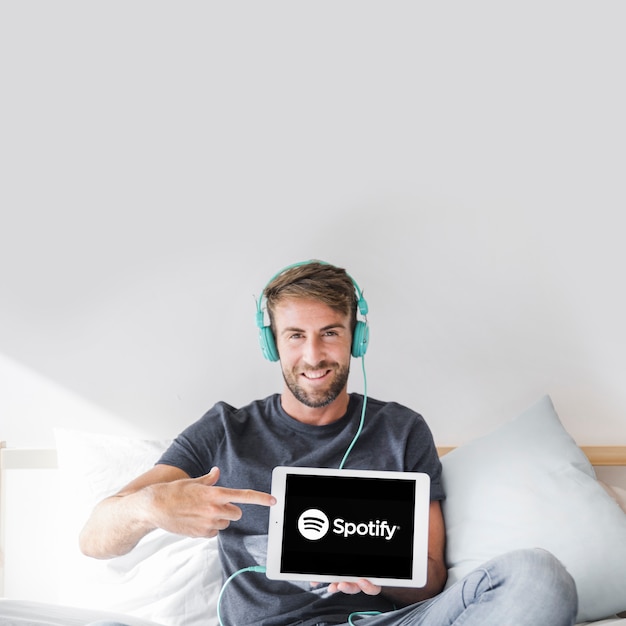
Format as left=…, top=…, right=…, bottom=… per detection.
left=158, top=393, right=444, bottom=626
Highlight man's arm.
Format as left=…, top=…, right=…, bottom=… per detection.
left=327, top=500, right=448, bottom=605
left=79, top=464, right=276, bottom=560
left=381, top=500, right=447, bottom=605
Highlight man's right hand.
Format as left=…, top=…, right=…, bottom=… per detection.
left=145, top=466, right=276, bottom=538
left=79, top=464, right=275, bottom=559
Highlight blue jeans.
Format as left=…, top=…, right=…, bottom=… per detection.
left=338, top=548, right=578, bottom=626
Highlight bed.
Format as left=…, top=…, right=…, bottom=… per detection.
left=1, top=395, right=625, bottom=626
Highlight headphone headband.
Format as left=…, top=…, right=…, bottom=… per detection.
left=255, top=260, right=369, bottom=361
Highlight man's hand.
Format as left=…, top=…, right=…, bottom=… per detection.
left=80, top=464, right=276, bottom=559
left=326, top=579, right=382, bottom=596
left=146, top=466, right=276, bottom=538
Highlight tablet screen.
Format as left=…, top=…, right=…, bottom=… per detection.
left=267, top=467, right=430, bottom=587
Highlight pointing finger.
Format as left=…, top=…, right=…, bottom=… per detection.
left=216, top=487, right=276, bottom=507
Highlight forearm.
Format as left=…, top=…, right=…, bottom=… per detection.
left=381, top=500, right=448, bottom=606
left=79, top=490, right=156, bottom=559
left=79, top=466, right=275, bottom=560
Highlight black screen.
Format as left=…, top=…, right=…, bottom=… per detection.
left=280, top=474, right=416, bottom=579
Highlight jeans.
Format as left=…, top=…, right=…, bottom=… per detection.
left=87, top=548, right=579, bottom=626
left=335, top=548, right=578, bottom=626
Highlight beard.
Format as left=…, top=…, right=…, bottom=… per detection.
left=282, top=361, right=350, bottom=409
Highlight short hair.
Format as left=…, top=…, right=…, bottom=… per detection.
left=264, top=261, right=358, bottom=335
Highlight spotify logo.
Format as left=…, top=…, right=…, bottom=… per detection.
left=297, top=509, right=330, bottom=540
left=297, top=508, right=400, bottom=542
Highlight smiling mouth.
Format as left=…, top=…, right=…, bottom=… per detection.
left=301, top=369, right=331, bottom=380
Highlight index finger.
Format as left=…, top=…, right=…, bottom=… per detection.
left=215, top=486, right=277, bottom=507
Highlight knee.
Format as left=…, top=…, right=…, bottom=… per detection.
left=499, top=548, right=578, bottom=615
left=459, top=548, right=578, bottom=625
left=518, top=548, right=576, bottom=589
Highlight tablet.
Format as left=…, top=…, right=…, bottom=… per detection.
left=266, top=466, right=431, bottom=588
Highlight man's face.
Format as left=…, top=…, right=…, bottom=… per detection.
left=273, top=297, right=352, bottom=409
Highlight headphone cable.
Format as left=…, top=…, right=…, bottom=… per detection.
left=338, top=356, right=368, bottom=470
left=217, top=566, right=266, bottom=626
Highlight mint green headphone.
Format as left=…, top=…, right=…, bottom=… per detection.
left=255, top=260, right=369, bottom=362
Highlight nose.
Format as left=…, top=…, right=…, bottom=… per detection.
left=302, top=334, right=326, bottom=365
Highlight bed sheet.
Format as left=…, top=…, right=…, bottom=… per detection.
left=0, top=599, right=166, bottom=626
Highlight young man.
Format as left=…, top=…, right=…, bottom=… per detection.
left=80, top=260, right=578, bottom=626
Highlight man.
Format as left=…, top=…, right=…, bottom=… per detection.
left=80, top=260, right=578, bottom=626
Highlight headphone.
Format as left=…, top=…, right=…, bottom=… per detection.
left=255, top=260, right=370, bottom=362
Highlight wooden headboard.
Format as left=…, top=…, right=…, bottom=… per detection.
left=436, top=445, right=626, bottom=466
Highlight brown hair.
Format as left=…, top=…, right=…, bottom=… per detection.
left=264, top=261, right=358, bottom=334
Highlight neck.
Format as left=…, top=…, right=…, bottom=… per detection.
left=280, top=388, right=350, bottom=426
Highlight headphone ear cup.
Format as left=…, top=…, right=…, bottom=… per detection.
left=259, top=325, right=280, bottom=362
left=352, top=321, right=369, bottom=358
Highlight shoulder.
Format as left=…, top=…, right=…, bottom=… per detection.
left=190, top=395, right=279, bottom=429
left=358, top=394, right=441, bottom=460
left=360, top=395, right=430, bottom=428
left=158, top=395, right=278, bottom=476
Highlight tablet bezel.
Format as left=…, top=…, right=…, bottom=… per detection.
left=266, top=466, right=431, bottom=588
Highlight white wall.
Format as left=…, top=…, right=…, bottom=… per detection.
left=1, top=1, right=625, bottom=448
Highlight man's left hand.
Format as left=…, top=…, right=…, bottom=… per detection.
left=326, top=579, right=382, bottom=595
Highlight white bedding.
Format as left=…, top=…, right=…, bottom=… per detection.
left=0, top=599, right=165, bottom=626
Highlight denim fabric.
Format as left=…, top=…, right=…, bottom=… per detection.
left=334, top=548, right=578, bottom=626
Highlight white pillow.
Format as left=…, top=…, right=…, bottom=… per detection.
left=441, top=396, right=626, bottom=623
left=603, top=483, right=626, bottom=515
left=54, top=429, right=222, bottom=626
